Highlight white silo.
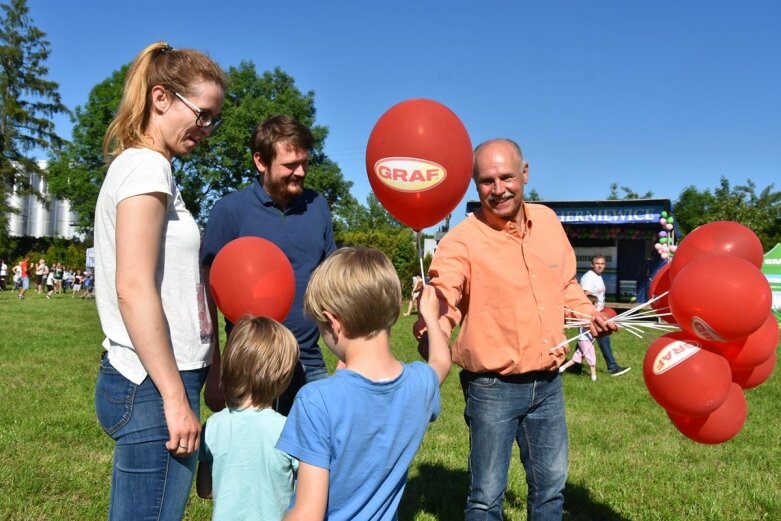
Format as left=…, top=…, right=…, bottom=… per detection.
left=6, top=182, right=28, bottom=237
left=26, top=172, right=51, bottom=237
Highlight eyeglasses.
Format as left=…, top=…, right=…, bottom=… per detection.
left=174, top=92, right=222, bottom=130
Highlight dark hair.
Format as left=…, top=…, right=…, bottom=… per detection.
left=250, top=115, right=314, bottom=167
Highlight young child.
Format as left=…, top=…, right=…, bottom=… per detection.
left=560, top=294, right=599, bottom=381
left=45, top=269, right=55, bottom=299
left=197, top=315, right=300, bottom=520
left=277, top=247, right=450, bottom=521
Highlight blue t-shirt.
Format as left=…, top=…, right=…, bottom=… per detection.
left=200, top=408, right=298, bottom=521
left=276, top=362, right=441, bottom=521
left=201, top=180, right=336, bottom=366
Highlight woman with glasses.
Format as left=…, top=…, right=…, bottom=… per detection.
left=93, top=41, right=225, bottom=520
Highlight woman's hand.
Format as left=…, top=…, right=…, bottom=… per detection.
left=163, top=395, right=201, bottom=457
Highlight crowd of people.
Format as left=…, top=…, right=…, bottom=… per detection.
left=0, top=257, right=94, bottom=299
left=81, top=40, right=628, bottom=521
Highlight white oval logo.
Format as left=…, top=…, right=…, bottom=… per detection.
left=373, top=157, right=447, bottom=193
left=653, top=339, right=700, bottom=375
left=690, top=316, right=726, bottom=342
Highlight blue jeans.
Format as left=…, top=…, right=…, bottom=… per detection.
left=596, top=335, right=619, bottom=372
left=460, top=370, right=568, bottom=521
left=95, top=355, right=208, bottom=521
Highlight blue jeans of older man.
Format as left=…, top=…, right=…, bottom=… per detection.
left=596, top=335, right=619, bottom=372
left=95, top=354, right=208, bottom=521
left=460, top=369, right=568, bottom=521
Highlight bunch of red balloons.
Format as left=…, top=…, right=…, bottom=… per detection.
left=643, top=221, right=777, bottom=444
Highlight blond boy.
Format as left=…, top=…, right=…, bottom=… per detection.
left=277, top=247, right=450, bottom=521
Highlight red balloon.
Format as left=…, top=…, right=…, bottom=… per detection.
left=648, top=262, right=676, bottom=324
left=643, top=332, right=732, bottom=416
left=670, top=221, right=764, bottom=280
left=732, top=353, right=776, bottom=390
left=209, top=237, right=295, bottom=323
left=701, top=312, right=779, bottom=371
left=668, top=254, right=771, bottom=342
left=366, top=99, right=473, bottom=230
left=667, top=383, right=747, bottom=444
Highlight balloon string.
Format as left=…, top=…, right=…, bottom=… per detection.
left=416, top=230, right=426, bottom=286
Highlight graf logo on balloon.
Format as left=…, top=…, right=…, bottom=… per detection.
left=690, top=316, right=726, bottom=342
left=653, top=340, right=700, bottom=375
left=374, top=157, right=447, bottom=193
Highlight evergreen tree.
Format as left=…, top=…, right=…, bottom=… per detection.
left=0, top=0, right=68, bottom=249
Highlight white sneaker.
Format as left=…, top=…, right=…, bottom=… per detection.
left=591, top=374, right=597, bottom=381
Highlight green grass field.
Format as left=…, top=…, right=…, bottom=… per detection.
left=0, top=289, right=779, bottom=520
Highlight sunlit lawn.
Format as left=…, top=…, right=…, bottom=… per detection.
left=0, top=290, right=779, bottom=520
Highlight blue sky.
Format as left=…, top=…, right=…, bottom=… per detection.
left=27, top=0, right=781, bottom=230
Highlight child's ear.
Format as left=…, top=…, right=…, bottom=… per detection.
left=322, top=311, right=343, bottom=337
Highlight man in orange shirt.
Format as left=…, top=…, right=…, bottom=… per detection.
left=415, top=138, right=616, bottom=520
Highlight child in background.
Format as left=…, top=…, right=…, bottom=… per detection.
left=80, top=272, right=94, bottom=298
left=71, top=271, right=83, bottom=298
left=277, top=247, right=451, bottom=521
left=45, top=270, right=55, bottom=299
left=197, top=316, right=300, bottom=521
left=559, top=294, right=600, bottom=381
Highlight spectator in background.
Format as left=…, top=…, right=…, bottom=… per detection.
left=403, top=275, right=424, bottom=316
left=71, top=270, right=83, bottom=298
left=580, top=254, right=630, bottom=376
left=0, top=259, right=7, bottom=290
left=45, top=269, right=55, bottom=299
left=35, top=258, right=48, bottom=294
left=53, top=263, right=64, bottom=294
left=18, top=256, right=30, bottom=299
left=12, top=262, right=22, bottom=290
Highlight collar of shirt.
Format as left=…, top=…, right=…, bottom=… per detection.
left=475, top=204, right=532, bottom=239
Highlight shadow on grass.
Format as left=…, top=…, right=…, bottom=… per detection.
left=400, top=462, right=468, bottom=520
left=401, top=463, right=628, bottom=520
left=560, top=482, right=630, bottom=521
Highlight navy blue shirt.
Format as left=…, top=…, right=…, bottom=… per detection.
left=201, top=179, right=337, bottom=366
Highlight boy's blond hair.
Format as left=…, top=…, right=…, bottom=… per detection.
left=304, top=247, right=401, bottom=339
left=221, top=316, right=299, bottom=409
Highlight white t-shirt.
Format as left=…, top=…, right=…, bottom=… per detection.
left=94, top=147, right=213, bottom=384
left=580, top=270, right=606, bottom=311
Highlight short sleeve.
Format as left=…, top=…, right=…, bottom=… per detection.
left=198, top=419, right=213, bottom=463
left=275, top=387, right=332, bottom=470
left=421, top=363, right=441, bottom=422
left=201, top=200, right=237, bottom=266
left=115, top=150, right=173, bottom=204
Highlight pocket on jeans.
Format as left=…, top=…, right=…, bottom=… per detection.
left=94, top=358, right=136, bottom=437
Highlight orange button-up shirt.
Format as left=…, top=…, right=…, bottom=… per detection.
left=420, top=203, right=596, bottom=375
